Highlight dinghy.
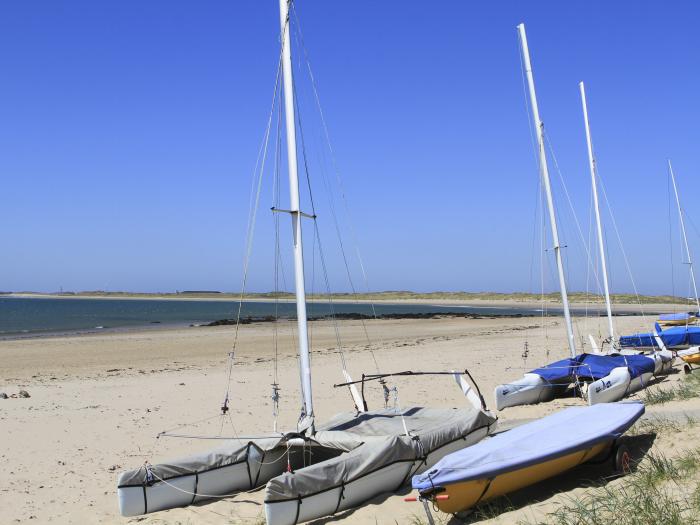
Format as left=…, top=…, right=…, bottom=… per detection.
left=620, top=324, right=700, bottom=350
left=624, top=163, right=700, bottom=348
left=117, top=2, right=496, bottom=523
left=410, top=402, right=644, bottom=514
left=679, top=348, right=700, bottom=365
left=659, top=312, right=698, bottom=326
left=677, top=346, right=700, bottom=374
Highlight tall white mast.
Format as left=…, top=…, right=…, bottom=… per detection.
left=579, top=82, right=615, bottom=344
left=668, top=159, right=700, bottom=315
left=518, top=23, right=577, bottom=358
left=279, top=0, right=314, bottom=429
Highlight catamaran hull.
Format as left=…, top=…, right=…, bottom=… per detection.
left=495, top=373, right=560, bottom=411
left=117, top=407, right=496, bottom=523
left=587, top=367, right=654, bottom=405
left=118, top=439, right=296, bottom=517
left=119, top=460, right=251, bottom=517
left=263, top=428, right=489, bottom=525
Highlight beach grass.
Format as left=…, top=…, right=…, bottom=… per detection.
left=643, top=372, right=700, bottom=405
left=528, top=448, right=700, bottom=525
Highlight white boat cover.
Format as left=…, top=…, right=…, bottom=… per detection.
left=265, top=406, right=495, bottom=502
left=412, top=402, right=644, bottom=491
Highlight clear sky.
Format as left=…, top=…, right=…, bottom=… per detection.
left=1, top=1, right=699, bottom=296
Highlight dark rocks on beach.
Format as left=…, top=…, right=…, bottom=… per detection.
left=206, top=316, right=276, bottom=326
left=203, top=311, right=525, bottom=327
left=18, top=390, right=30, bottom=398
left=0, top=392, right=8, bottom=399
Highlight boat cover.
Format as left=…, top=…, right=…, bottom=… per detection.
left=659, top=312, right=696, bottom=322
left=118, top=437, right=282, bottom=488
left=412, top=402, right=644, bottom=490
left=265, top=406, right=495, bottom=502
left=530, top=353, right=655, bottom=383
left=620, top=325, right=700, bottom=349
left=118, top=406, right=495, bottom=501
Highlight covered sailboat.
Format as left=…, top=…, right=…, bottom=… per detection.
left=496, top=353, right=656, bottom=410
left=118, top=405, right=494, bottom=522
left=622, top=162, right=700, bottom=350
left=620, top=323, right=700, bottom=350
left=494, top=29, right=668, bottom=411
left=657, top=161, right=700, bottom=327
left=410, top=401, right=644, bottom=514
left=117, top=2, right=496, bottom=523
left=659, top=312, right=698, bottom=326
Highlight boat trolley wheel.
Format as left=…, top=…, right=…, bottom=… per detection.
left=613, top=442, right=632, bottom=475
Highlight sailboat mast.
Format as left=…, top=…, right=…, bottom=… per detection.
left=518, top=23, right=577, bottom=358
left=579, top=82, right=615, bottom=344
left=278, top=0, right=314, bottom=426
left=668, top=159, right=700, bottom=315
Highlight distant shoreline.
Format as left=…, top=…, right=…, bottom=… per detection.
left=2, top=290, right=696, bottom=310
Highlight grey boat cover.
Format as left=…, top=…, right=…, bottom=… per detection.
left=118, top=437, right=282, bottom=488
left=265, top=406, right=495, bottom=502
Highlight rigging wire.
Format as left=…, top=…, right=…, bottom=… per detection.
left=291, top=75, right=354, bottom=390
left=271, top=81, right=284, bottom=432
left=219, top=29, right=286, bottom=425
left=518, top=32, right=552, bottom=359
left=291, top=4, right=382, bottom=375
left=597, top=171, right=649, bottom=325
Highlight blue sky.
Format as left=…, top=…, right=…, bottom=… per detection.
left=1, top=1, right=698, bottom=296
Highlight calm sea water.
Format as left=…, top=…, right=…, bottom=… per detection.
left=0, top=296, right=632, bottom=338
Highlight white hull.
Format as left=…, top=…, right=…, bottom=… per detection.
left=495, top=373, right=558, bottom=411
left=118, top=441, right=296, bottom=517
left=264, top=426, right=489, bottom=525
left=119, top=461, right=251, bottom=517
left=587, top=366, right=655, bottom=405
left=587, top=366, right=630, bottom=405
left=118, top=407, right=495, bottom=523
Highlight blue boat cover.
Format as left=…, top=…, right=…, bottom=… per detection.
left=659, top=312, right=696, bottom=322
left=620, top=325, right=700, bottom=348
left=530, top=353, right=654, bottom=383
left=412, top=402, right=644, bottom=490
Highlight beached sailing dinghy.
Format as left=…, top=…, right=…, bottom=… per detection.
left=410, top=401, right=644, bottom=514
left=659, top=312, right=698, bottom=326
left=620, top=324, right=700, bottom=350
left=658, top=161, right=700, bottom=327
left=495, top=26, right=669, bottom=411
left=621, top=162, right=700, bottom=358
left=117, top=2, right=496, bottom=523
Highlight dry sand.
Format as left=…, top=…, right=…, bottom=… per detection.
left=1, top=314, right=699, bottom=524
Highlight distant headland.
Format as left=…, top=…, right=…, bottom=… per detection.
left=1, top=290, right=695, bottom=306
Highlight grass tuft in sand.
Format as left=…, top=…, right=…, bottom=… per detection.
left=644, top=373, right=700, bottom=405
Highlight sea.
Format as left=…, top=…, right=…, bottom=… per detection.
left=0, top=296, right=639, bottom=339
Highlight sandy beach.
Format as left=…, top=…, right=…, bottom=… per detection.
left=2, top=314, right=699, bottom=524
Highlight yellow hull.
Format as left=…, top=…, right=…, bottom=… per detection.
left=681, top=352, right=700, bottom=365
left=660, top=316, right=697, bottom=326
left=433, top=442, right=609, bottom=514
